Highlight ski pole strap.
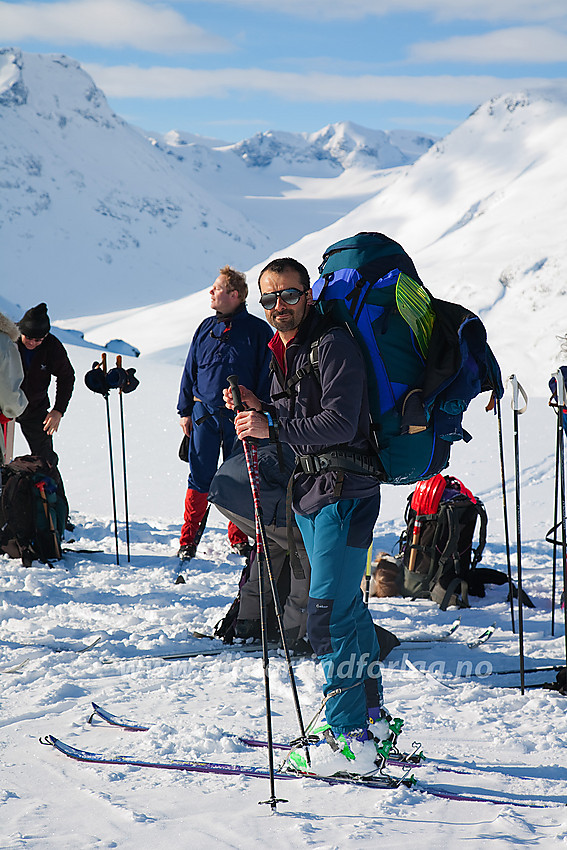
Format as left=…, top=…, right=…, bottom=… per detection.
left=296, top=449, right=382, bottom=477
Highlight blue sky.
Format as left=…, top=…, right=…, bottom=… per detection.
left=2, top=0, right=566, bottom=141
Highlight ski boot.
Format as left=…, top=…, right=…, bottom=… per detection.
left=370, top=707, right=425, bottom=765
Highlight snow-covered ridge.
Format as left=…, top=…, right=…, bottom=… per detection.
left=217, top=122, right=436, bottom=170
left=0, top=49, right=434, bottom=318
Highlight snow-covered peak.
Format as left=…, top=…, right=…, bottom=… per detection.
left=222, top=120, right=437, bottom=171
left=0, top=48, right=117, bottom=127
left=0, top=49, right=270, bottom=318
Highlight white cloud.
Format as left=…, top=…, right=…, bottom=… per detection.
left=411, top=27, right=567, bottom=63
left=84, top=63, right=558, bottom=105
left=0, top=0, right=230, bottom=53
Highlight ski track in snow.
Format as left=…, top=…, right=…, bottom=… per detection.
left=1, top=349, right=567, bottom=848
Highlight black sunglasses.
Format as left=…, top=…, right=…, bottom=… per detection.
left=259, top=288, right=306, bottom=310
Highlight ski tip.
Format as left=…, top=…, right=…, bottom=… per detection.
left=39, top=734, right=57, bottom=747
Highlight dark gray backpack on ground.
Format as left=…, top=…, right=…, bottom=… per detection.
left=0, top=455, right=68, bottom=565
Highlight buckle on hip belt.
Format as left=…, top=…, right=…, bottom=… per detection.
left=298, top=454, right=324, bottom=474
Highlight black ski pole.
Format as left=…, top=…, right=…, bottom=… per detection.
left=84, top=357, right=120, bottom=564
left=496, top=395, right=515, bottom=632
left=115, top=356, right=131, bottom=563
left=550, top=385, right=562, bottom=637
left=228, top=377, right=285, bottom=810
left=552, top=370, right=567, bottom=665
left=102, top=354, right=120, bottom=566
left=509, top=375, right=528, bottom=694
left=228, top=377, right=311, bottom=770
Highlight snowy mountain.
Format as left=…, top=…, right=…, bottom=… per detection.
left=218, top=122, right=434, bottom=171
left=0, top=49, right=434, bottom=318
left=65, top=85, right=567, bottom=393
left=268, top=87, right=567, bottom=393
left=0, top=49, right=270, bottom=318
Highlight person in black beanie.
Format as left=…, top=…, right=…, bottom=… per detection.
left=16, top=303, right=75, bottom=491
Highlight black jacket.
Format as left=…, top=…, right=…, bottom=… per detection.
left=16, top=334, right=75, bottom=421
left=266, top=308, right=380, bottom=515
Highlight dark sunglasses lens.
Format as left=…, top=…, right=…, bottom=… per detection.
left=260, top=289, right=302, bottom=309
left=260, top=293, right=277, bottom=309
left=280, top=289, right=302, bottom=305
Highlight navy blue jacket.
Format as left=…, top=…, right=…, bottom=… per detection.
left=266, top=308, right=380, bottom=516
left=177, top=304, right=273, bottom=418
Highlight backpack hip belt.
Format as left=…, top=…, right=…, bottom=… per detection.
left=296, top=449, right=383, bottom=478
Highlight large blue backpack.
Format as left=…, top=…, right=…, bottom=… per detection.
left=311, top=232, right=503, bottom=485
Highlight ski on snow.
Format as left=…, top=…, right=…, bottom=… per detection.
left=192, top=617, right=463, bottom=647
left=0, top=636, right=102, bottom=674
left=89, top=702, right=151, bottom=732
left=88, top=702, right=424, bottom=767
left=237, top=736, right=557, bottom=785
left=88, top=702, right=560, bottom=787
left=466, top=623, right=496, bottom=648
left=397, top=617, right=461, bottom=644
left=40, top=734, right=556, bottom=808
left=99, top=619, right=501, bottom=665
left=404, top=657, right=566, bottom=690
left=101, top=640, right=281, bottom=664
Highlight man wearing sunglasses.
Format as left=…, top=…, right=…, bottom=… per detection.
left=176, top=265, right=273, bottom=561
left=224, top=257, right=387, bottom=775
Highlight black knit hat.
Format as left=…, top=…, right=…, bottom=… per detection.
left=19, top=302, right=50, bottom=338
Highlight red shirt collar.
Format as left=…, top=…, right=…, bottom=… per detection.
left=268, top=331, right=296, bottom=375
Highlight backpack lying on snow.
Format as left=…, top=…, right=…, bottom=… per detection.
left=310, top=232, right=504, bottom=485
left=213, top=546, right=290, bottom=645
left=0, top=455, right=68, bottom=565
left=398, top=474, right=535, bottom=610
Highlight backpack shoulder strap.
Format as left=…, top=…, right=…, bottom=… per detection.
left=271, top=344, right=320, bottom=401
left=271, top=313, right=338, bottom=401
left=471, top=499, right=488, bottom=569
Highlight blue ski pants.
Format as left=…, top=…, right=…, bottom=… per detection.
left=187, top=401, right=238, bottom=493
left=295, top=493, right=382, bottom=737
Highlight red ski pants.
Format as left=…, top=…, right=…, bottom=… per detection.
left=179, top=488, right=248, bottom=547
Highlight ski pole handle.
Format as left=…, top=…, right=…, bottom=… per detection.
left=554, top=369, right=566, bottom=408
left=227, top=375, right=245, bottom=413
left=508, top=374, right=528, bottom=414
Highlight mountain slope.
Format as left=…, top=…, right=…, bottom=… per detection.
left=251, top=87, right=567, bottom=391
left=65, top=86, right=567, bottom=391
left=0, top=49, right=269, bottom=317
left=0, top=50, right=434, bottom=318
